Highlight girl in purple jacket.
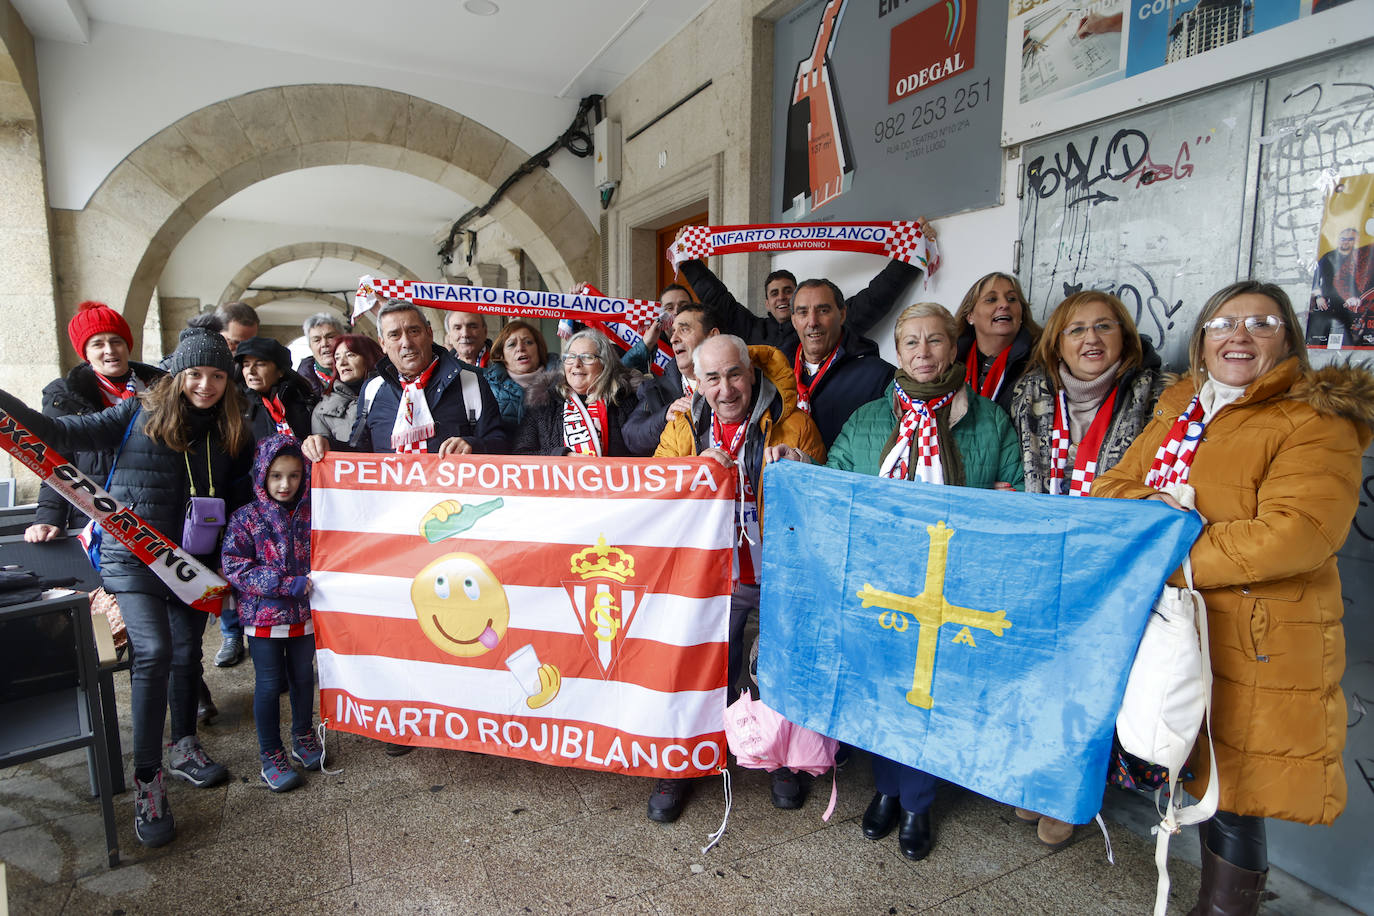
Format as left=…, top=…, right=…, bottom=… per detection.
left=221, top=434, right=320, bottom=791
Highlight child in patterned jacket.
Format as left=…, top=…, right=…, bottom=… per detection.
left=221, top=433, right=321, bottom=791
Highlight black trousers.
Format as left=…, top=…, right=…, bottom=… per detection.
left=1203, top=809, right=1267, bottom=871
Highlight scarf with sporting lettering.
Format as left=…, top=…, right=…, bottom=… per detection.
left=966, top=345, right=1012, bottom=400
left=391, top=358, right=440, bottom=453
left=0, top=406, right=228, bottom=614
left=260, top=391, right=293, bottom=436
left=1143, top=396, right=1207, bottom=490
left=879, top=367, right=966, bottom=486
left=711, top=414, right=759, bottom=586
left=1047, top=386, right=1119, bottom=496
left=794, top=344, right=840, bottom=415
left=93, top=370, right=144, bottom=407
left=562, top=392, right=607, bottom=456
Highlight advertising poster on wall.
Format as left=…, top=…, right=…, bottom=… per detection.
left=1002, top=0, right=1368, bottom=145
left=770, top=0, right=1009, bottom=222
left=1306, top=173, right=1374, bottom=351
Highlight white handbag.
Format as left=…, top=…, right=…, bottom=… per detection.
left=1115, top=483, right=1218, bottom=916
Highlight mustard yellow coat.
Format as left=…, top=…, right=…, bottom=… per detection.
left=1094, top=358, right=1374, bottom=825
left=654, top=345, right=826, bottom=520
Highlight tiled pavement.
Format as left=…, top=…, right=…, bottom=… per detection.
left=0, top=629, right=1358, bottom=915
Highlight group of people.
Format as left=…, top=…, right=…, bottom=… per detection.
left=6, top=244, right=1370, bottom=916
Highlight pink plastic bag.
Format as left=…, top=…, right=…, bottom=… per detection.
left=723, top=693, right=838, bottom=820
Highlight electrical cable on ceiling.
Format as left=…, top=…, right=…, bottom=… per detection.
left=438, top=94, right=603, bottom=267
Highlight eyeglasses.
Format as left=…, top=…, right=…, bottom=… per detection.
left=561, top=353, right=603, bottom=365
left=1062, top=320, right=1121, bottom=340
left=1201, top=315, right=1285, bottom=339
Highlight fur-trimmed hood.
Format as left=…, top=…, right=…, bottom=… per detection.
left=1289, top=362, right=1374, bottom=430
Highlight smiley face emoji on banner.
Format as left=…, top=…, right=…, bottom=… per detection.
left=411, top=553, right=510, bottom=658
left=410, top=552, right=561, bottom=709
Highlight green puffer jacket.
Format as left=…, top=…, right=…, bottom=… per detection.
left=826, top=383, right=1025, bottom=490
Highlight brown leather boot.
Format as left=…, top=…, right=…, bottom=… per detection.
left=1189, top=843, right=1268, bottom=916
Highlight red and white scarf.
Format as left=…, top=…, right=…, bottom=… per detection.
left=711, top=415, right=759, bottom=586
left=261, top=392, right=293, bottom=436
left=879, top=387, right=956, bottom=484
left=794, top=345, right=840, bottom=415
left=1143, top=396, right=1206, bottom=490
left=1047, top=387, right=1119, bottom=496
left=681, top=375, right=697, bottom=396
left=562, top=392, right=607, bottom=456
left=475, top=341, right=492, bottom=368
left=966, top=346, right=1012, bottom=400
left=94, top=371, right=143, bottom=408
left=391, top=358, right=440, bottom=453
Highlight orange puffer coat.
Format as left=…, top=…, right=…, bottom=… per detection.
left=1094, top=357, right=1374, bottom=825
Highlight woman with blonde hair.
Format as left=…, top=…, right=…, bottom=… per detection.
left=825, top=301, right=1022, bottom=860
left=0, top=323, right=255, bottom=848
left=1096, top=280, right=1373, bottom=914
left=515, top=329, right=642, bottom=456
left=953, top=272, right=1042, bottom=413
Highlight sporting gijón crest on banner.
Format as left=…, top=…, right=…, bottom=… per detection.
left=562, top=536, right=645, bottom=679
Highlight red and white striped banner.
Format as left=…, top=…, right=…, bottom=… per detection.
left=0, top=406, right=228, bottom=614
left=355, top=276, right=662, bottom=329
left=312, top=453, right=735, bottom=776
left=667, top=220, right=940, bottom=274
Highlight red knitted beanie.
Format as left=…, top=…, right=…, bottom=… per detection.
left=67, top=301, right=133, bottom=357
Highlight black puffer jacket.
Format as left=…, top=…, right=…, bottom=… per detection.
left=514, top=370, right=640, bottom=457
left=239, top=369, right=317, bottom=442
left=0, top=390, right=253, bottom=597
left=35, top=361, right=166, bottom=530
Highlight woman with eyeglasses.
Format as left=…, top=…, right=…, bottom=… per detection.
left=1006, top=290, right=1163, bottom=846
left=514, top=328, right=644, bottom=456
left=1095, top=281, right=1373, bottom=916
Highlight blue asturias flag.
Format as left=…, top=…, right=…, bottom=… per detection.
left=758, top=462, right=1202, bottom=825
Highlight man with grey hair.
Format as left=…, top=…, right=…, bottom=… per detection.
left=648, top=335, right=825, bottom=822
left=301, top=300, right=507, bottom=461
left=297, top=311, right=348, bottom=397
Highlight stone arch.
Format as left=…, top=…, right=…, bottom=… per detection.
left=52, top=84, right=599, bottom=351
left=242, top=289, right=351, bottom=315
left=220, top=241, right=422, bottom=305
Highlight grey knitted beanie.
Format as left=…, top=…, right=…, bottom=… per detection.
left=167, top=326, right=234, bottom=375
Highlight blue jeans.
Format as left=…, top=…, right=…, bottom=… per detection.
left=219, top=597, right=242, bottom=640
left=872, top=755, right=938, bottom=815
left=247, top=635, right=316, bottom=755
left=116, top=591, right=210, bottom=772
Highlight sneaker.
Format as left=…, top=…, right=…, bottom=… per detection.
left=167, top=735, right=229, bottom=788
left=196, top=680, right=217, bottom=726
left=646, top=778, right=690, bottom=823
left=260, top=748, right=303, bottom=793
left=132, top=769, right=176, bottom=848
left=290, top=731, right=324, bottom=771
left=769, top=768, right=806, bottom=810
left=214, top=636, right=245, bottom=667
